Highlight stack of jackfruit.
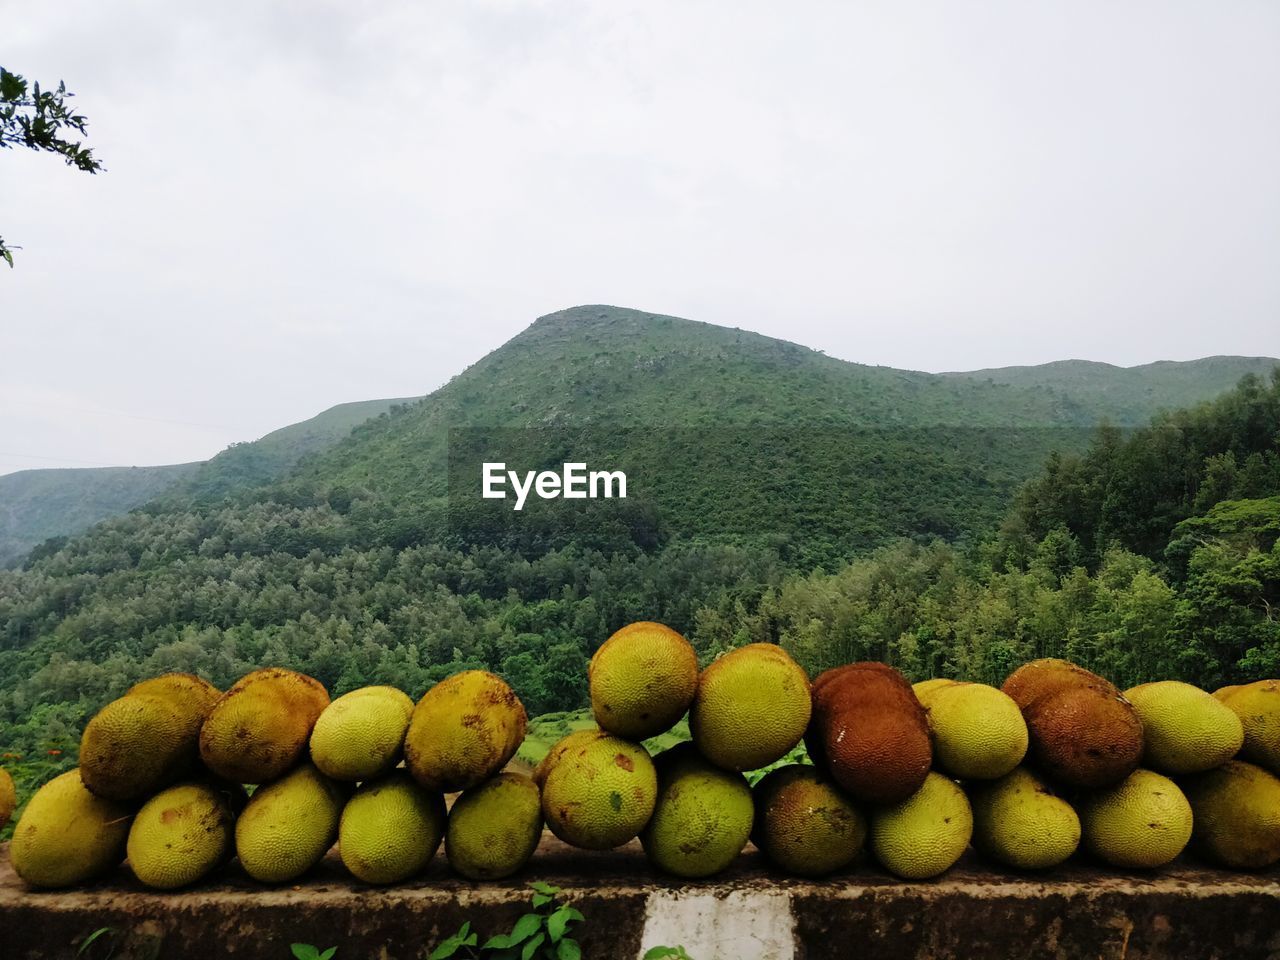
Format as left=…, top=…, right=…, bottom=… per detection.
left=2, top=626, right=1279, bottom=890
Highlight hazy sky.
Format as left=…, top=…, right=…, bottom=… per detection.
left=2, top=1, right=1278, bottom=476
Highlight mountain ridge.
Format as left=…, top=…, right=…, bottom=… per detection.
left=1, top=305, right=1275, bottom=567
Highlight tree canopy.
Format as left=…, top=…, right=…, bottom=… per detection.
left=0, top=67, right=102, bottom=266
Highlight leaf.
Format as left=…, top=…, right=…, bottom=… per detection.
left=556, top=939, right=581, bottom=960
left=319, top=950, right=337, bottom=960
left=77, top=929, right=113, bottom=956
left=546, top=906, right=583, bottom=943
left=531, top=894, right=553, bottom=909
left=528, top=881, right=562, bottom=897
left=290, top=947, right=317, bottom=960
left=509, top=913, right=543, bottom=944
left=427, top=923, right=476, bottom=960
left=521, top=932, right=546, bottom=960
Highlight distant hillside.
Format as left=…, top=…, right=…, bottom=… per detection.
left=943, top=356, right=1279, bottom=423
left=0, top=463, right=202, bottom=567
left=179, top=395, right=421, bottom=501
left=0, top=396, right=418, bottom=567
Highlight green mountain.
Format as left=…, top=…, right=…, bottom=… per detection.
left=0, top=396, right=418, bottom=567
left=0, top=463, right=202, bottom=568
left=0, top=306, right=1275, bottom=759
left=943, top=356, right=1280, bottom=423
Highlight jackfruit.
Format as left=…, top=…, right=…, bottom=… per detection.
left=0, top=766, right=15, bottom=831
left=200, top=668, right=330, bottom=784
left=235, top=763, right=346, bottom=883
left=1217, top=680, right=1280, bottom=774
left=1079, top=768, right=1192, bottom=868
left=969, top=767, right=1079, bottom=870
left=641, top=744, right=753, bottom=878
left=541, top=731, right=657, bottom=849
left=1002, top=658, right=1116, bottom=708
left=10, top=769, right=132, bottom=889
left=806, top=662, right=931, bottom=804
left=870, top=771, right=972, bottom=880
left=1124, top=680, right=1244, bottom=774
left=80, top=672, right=220, bottom=800
left=127, top=780, right=245, bottom=889
left=339, top=770, right=446, bottom=884
left=589, top=621, right=698, bottom=739
left=532, top=728, right=599, bottom=788
left=912, top=678, right=960, bottom=705
left=311, top=686, right=414, bottom=782
left=752, top=764, right=866, bottom=877
left=926, top=682, right=1028, bottom=780
left=128, top=672, right=221, bottom=716
left=1022, top=684, right=1144, bottom=788
left=1181, top=760, right=1280, bottom=869
left=690, top=644, right=810, bottom=771
left=404, top=671, right=527, bottom=792
left=446, top=772, right=543, bottom=880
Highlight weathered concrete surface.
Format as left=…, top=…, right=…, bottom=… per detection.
left=2, top=837, right=1279, bottom=960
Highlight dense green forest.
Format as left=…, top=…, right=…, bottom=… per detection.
left=0, top=308, right=1276, bottom=775
left=0, top=396, right=417, bottom=567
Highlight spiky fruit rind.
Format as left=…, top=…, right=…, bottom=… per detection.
left=1182, top=760, right=1280, bottom=869
left=10, top=769, right=132, bottom=889
left=1022, top=684, right=1144, bottom=788
left=912, top=678, right=961, bottom=706
left=532, top=728, right=600, bottom=788
left=807, top=663, right=931, bottom=804
left=927, top=682, right=1029, bottom=780
left=1002, top=658, right=1117, bottom=707
left=311, top=686, right=414, bottom=781
left=127, top=673, right=221, bottom=715
left=199, top=668, right=330, bottom=784
left=446, top=772, right=543, bottom=880
left=641, top=746, right=753, bottom=878
left=0, top=766, right=15, bottom=831
left=127, top=780, right=243, bottom=889
left=1079, top=768, right=1192, bottom=869
left=235, top=763, right=345, bottom=883
left=404, top=671, right=527, bottom=792
left=79, top=694, right=198, bottom=801
left=969, top=767, right=1080, bottom=870
left=1124, top=680, right=1244, bottom=774
left=1217, top=680, right=1280, bottom=774
left=752, top=764, right=866, bottom=877
left=691, top=644, right=811, bottom=771
left=541, top=732, right=657, bottom=850
left=339, top=770, right=446, bottom=884
left=870, top=772, right=972, bottom=880
left=589, top=621, right=698, bottom=739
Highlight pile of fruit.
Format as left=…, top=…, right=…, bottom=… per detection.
left=2, top=621, right=1279, bottom=890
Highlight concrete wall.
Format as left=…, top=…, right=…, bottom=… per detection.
left=2, top=839, right=1279, bottom=959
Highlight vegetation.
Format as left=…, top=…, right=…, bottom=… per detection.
left=0, top=308, right=1276, bottom=786
left=943, top=355, right=1280, bottom=426
left=428, top=883, right=584, bottom=960
left=0, top=397, right=417, bottom=567
left=1, top=66, right=102, bottom=267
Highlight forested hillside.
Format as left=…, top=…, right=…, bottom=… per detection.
left=0, top=463, right=202, bottom=569
left=0, top=306, right=1275, bottom=764
left=0, top=396, right=417, bottom=567
left=944, top=355, right=1280, bottom=425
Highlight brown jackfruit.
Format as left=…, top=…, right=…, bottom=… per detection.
left=806, top=662, right=931, bottom=805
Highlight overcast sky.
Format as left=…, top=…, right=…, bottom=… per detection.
left=2, top=1, right=1278, bottom=476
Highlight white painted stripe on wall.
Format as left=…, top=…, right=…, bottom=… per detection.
left=639, top=889, right=795, bottom=960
